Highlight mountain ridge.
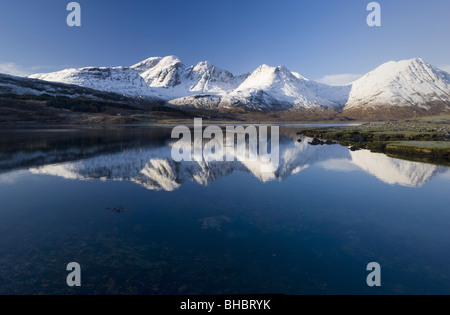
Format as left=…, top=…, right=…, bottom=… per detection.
left=2, top=56, right=448, bottom=120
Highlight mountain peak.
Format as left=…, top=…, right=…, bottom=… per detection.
left=345, top=57, right=450, bottom=111
left=408, top=57, right=426, bottom=65
left=369, top=58, right=434, bottom=76
left=249, top=64, right=292, bottom=79
left=160, top=55, right=182, bottom=64
left=231, top=63, right=342, bottom=109
left=131, top=56, right=162, bottom=69
left=130, top=55, right=186, bottom=88
left=194, top=60, right=214, bottom=68
left=192, top=61, right=219, bottom=74
left=131, top=55, right=183, bottom=72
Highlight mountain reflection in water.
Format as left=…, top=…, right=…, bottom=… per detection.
left=0, top=126, right=449, bottom=295
left=0, top=126, right=447, bottom=189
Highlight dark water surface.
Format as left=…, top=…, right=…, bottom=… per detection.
left=0, top=126, right=449, bottom=295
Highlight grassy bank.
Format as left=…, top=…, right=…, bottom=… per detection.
left=302, top=118, right=450, bottom=166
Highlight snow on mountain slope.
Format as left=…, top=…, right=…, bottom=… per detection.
left=186, top=61, right=238, bottom=93
left=228, top=65, right=342, bottom=109
left=24, top=56, right=450, bottom=114
left=170, top=63, right=350, bottom=109
left=286, top=72, right=351, bottom=106
left=171, top=65, right=347, bottom=110
left=303, top=80, right=351, bottom=107
left=131, top=56, right=185, bottom=88
left=29, top=66, right=154, bottom=97
left=28, top=56, right=348, bottom=110
left=291, top=72, right=307, bottom=80
left=345, top=58, right=450, bottom=110
left=0, top=73, right=74, bottom=97
left=131, top=56, right=244, bottom=99
left=0, top=72, right=153, bottom=105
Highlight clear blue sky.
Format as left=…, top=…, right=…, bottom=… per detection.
left=0, top=0, right=449, bottom=83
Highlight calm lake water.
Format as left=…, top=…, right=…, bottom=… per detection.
left=0, top=125, right=449, bottom=295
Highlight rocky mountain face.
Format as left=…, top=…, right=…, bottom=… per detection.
left=0, top=72, right=156, bottom=104
left=132, top=57, right=241, bottom=94
left=29, top=67, right=153, bottom=97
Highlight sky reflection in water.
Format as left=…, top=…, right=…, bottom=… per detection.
left=0, top=126, right=449, bottom=295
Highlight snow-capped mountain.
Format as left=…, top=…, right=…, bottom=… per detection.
left=227, top=65, right=344, bottom=109
left=131, top=56, right=186, bottom=90
left=130, top=56, right=243, bottom=99
left=169, top=64, right=349, bottom=110
left=344, top=58, right=450, bottom=114
left=29, top=66, right=154, bottom=97
left=0, top=72, right=154, bottom=105
left=187, top=61, right=238, bottom=93
left=22, top=56, right=450, bottom=116
left=26, top=56, right=350, bottom=109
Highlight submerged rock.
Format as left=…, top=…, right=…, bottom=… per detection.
left=199, top=216, right=233, bottom=231
left=309, top=138, right=322, bottom=146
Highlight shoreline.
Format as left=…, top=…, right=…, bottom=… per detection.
left=1, top=114, right=449, bottom=166
left=301, top=119, right=450, bottom=166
